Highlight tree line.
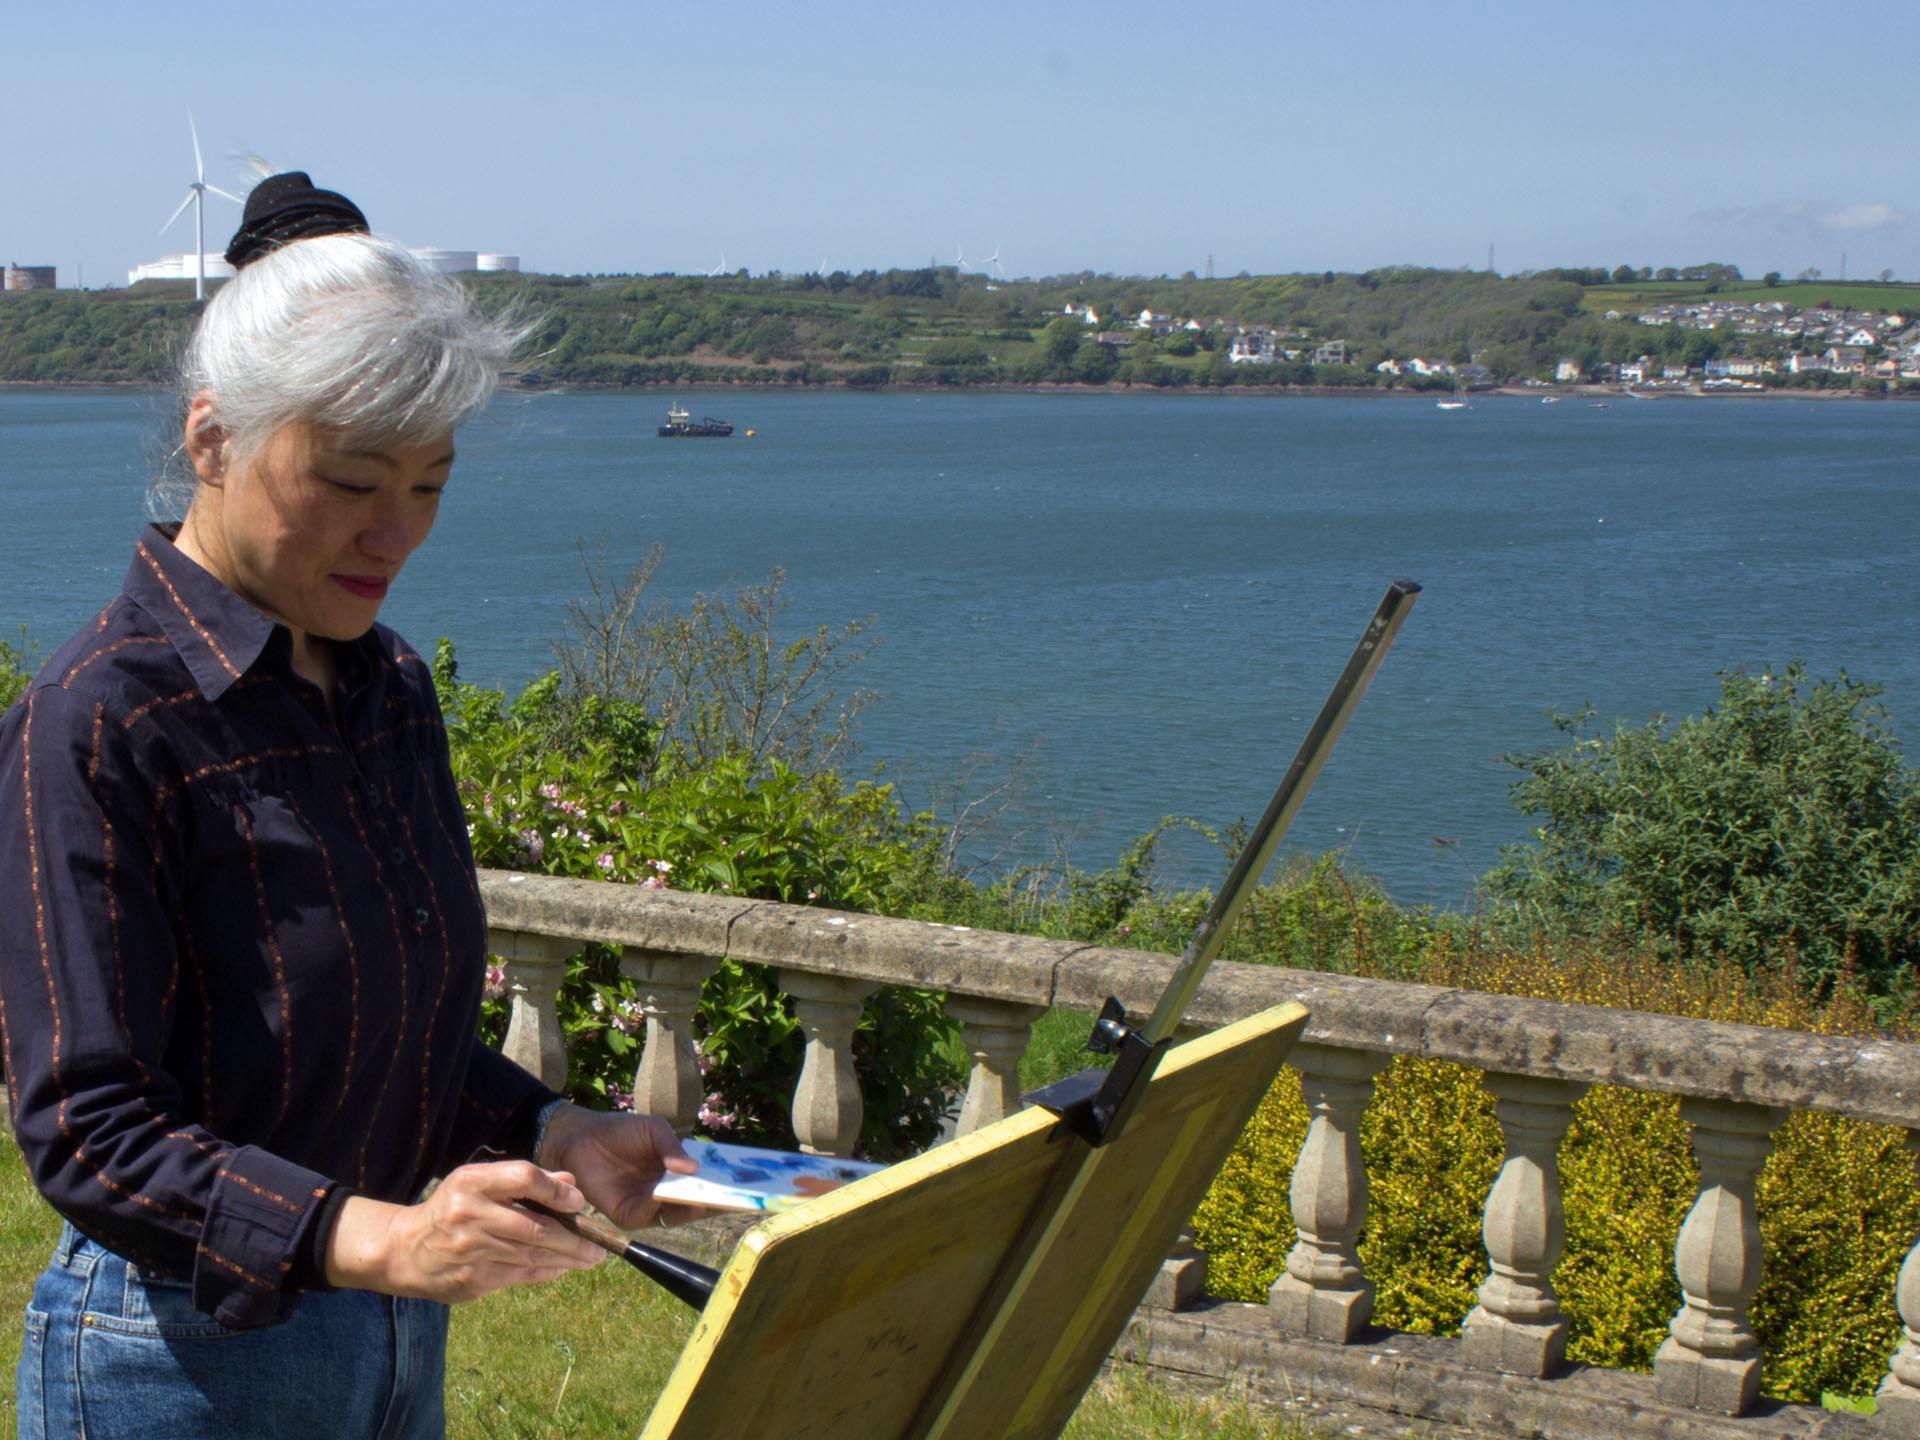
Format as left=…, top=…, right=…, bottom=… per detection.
left=1, top=263, right=1909, bottom=390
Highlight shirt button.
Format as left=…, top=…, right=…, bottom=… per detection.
left=392, top=846, right=407, bottom=865
left=414, top=908, right=430, bottom=928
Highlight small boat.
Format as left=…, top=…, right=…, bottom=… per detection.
left=1541, top=396, right=1561, bottom=404
left=658, top=404, right=734, bottom=438
left=1436, top=399, right=1469, bottom=411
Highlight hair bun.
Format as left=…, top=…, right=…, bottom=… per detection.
left=224, top=172, right=370, bottom=269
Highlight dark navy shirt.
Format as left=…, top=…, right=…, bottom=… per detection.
left=0, top=525, right=554, bottom=1329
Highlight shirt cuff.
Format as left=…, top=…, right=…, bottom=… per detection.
left=286, top=1183, right=355, bottom=1293
left=191, top=1145, right=334, bottom=1329
left=530, top=1097, right=569, bottom=1166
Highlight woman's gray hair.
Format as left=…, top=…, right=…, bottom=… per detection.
left=153, top=232, right=523, bottom=515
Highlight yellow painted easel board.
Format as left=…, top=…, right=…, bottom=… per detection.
left=639, top=1001, right=1308, bottom=1440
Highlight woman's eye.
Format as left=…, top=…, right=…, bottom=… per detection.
left=414, top=485, right=447, bottom=498
left=322, top=477, right=377, bottom=495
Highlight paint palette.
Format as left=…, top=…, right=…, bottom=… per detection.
left=653, top=1141, right=884, bottom=1213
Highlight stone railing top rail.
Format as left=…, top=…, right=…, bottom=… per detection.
left=478, top=870, right=1920, bottom=1131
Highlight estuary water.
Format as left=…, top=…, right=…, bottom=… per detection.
left=3, top=386, right=1916, bottom=907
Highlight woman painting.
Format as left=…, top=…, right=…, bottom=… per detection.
left=0, top=173, right=696, bottom=1438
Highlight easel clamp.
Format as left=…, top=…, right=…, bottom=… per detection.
left=1024, top=996, right=1172, bottom=1148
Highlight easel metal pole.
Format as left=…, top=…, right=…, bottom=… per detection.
left=908, top=580, right=1421, bottom=1440
left=1142, top=579, right=1421, bottom=1046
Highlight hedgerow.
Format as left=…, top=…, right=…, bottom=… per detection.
left=1192, top=932, right=1920, bottom=1403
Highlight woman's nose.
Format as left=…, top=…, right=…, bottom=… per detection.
left=358, top=518, right=411, bottom=561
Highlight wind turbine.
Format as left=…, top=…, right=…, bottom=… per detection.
left=158, top=114, right=242, bottom=302
left=706, top=250, right=728, bottom=277
left=953, top=241, right=970, bottom=273
left=983, top=244, right=1006, bottom=281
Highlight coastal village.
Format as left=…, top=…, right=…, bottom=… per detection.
left=1063, top=293, right=1920, bottom=389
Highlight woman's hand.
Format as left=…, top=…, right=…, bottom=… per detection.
left=323, top=1162, right=606, bottom=1302
left=536, top=1104, right=704, bottom=1231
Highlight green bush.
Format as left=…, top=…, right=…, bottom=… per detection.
left=1487, top=663, right=1920, bottom=996
left=1192, top=931, right=1920, bottom=1403
left=922, top=824, right=1430, bottom=977
left=0, top=628, right=36, bottom=710
left=434, top=640, right=961, bottom=1158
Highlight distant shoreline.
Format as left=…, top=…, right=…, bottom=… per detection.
left=1, top=378, right=1906, bottom=403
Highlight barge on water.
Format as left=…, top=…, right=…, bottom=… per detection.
left=658, top=404, right=734, bottom=438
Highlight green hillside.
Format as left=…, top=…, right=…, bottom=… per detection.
left=2, top=264, right=1913, bottom=393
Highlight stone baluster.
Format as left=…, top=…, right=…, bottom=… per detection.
left=1654, top=1098, right=1785, bottom=1415
left=1875, top=1131, right=1920, bottom=1428
left=1269, top=1044, right=1390, bottom=1342
left=945, top=997, right=1045, bottom=1137
left=489, top=929, right=575, bottom=1094
left=780, top=971, right=878, bottom=1157
left=619, top=948, right=720, bottom=1134
left=1462, top=1073, right=1590, bottom=1377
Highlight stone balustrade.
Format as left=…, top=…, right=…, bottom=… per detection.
left=479, top=869, right=1919, bottom=1437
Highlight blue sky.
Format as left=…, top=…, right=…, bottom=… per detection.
left=7, top=0, right=1916, bottom=287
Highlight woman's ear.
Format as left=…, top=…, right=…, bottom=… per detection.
left=184, top=394, right=227, bottom=484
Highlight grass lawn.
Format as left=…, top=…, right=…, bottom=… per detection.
left=1580, top=279, right=1920, bottom=315
left=0, top=1010, right=1346, bottom=1438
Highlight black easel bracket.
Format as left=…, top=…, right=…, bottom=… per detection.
left=1024, top=997, right=1172, bottom=1147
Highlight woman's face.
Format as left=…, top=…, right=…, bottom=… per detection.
left=185, top=407, right=454, bottom=646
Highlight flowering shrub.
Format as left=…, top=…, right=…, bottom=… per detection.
left=436, top=640, right=960, bottom=1158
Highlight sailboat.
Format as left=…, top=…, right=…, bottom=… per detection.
left=1436, top=373, right=1469, bottom=410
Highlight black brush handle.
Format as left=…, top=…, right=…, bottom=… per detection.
left=521, top=1200, right=720, bottom=1311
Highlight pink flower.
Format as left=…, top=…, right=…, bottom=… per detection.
left=641, top=874, right=669, bottom=890
left=517, top=829, right=544, bottom=862
left=483, top=964, right=508, bottom=1001
left=539, top=783, right=562, bottom=802
left=606, top=1084, right=634, bottom=1112
left=697, top=1096, right=736, bottom=1131
left=596, top=852, right=616, bottom=872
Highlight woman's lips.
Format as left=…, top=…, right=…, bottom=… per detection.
left=332, top=575, right=390, bottom=600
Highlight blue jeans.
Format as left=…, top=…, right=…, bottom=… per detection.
left=16, top=1224, right=448, bottom=1440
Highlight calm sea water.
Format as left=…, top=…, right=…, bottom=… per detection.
left=3, top=386, right=1916, bottom=907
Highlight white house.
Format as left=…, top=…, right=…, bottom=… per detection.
left=1229, top=331, right=1283, bottom=365
left=1310, top=339, right=1349, bottom=366
left=1555, top=358, right=1583, bottom=383
left=1064, top=303, right=1100, bottom=326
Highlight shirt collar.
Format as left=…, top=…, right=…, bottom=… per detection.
left=122, top=523, right=384, bottom=702
left=123, top=524, right=276, bottom=700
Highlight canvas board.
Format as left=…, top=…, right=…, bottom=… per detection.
left=638, top=1000, right=1308, bottom=1440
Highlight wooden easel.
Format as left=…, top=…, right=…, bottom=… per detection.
left=631, top=582, right=1420, bottom=1440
